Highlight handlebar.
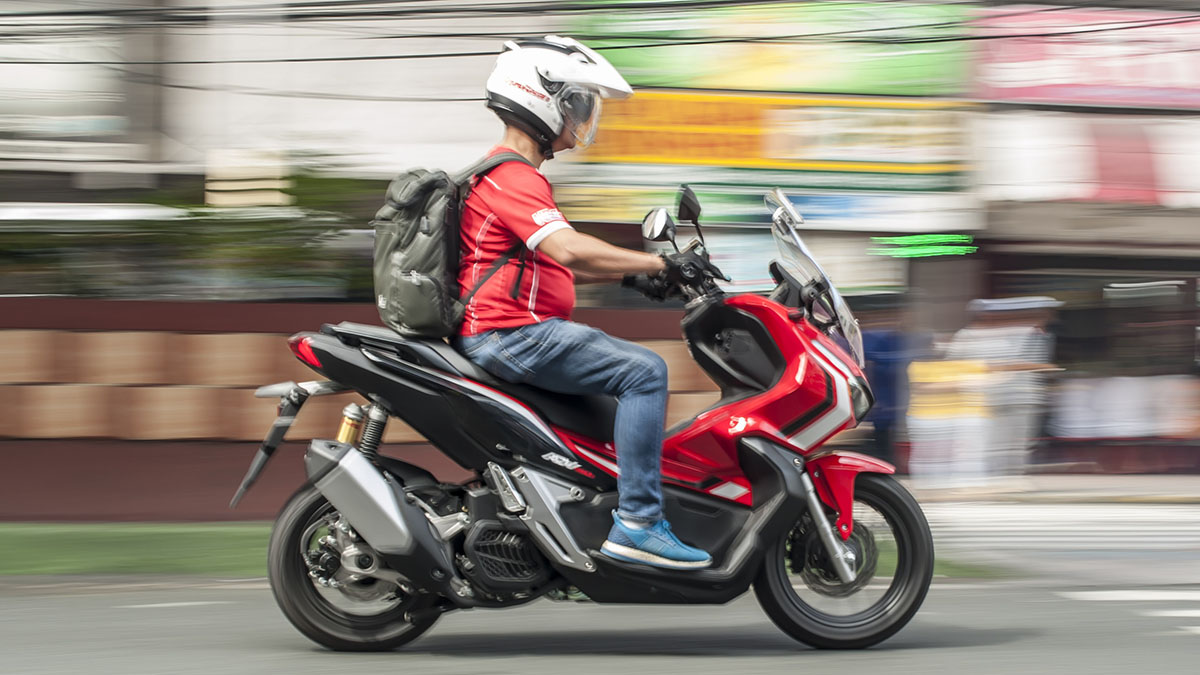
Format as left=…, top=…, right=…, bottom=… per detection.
left=628, top=240, right=728, bottom=303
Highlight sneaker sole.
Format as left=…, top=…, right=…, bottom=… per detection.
left=600, top=541, right=712, bottom=570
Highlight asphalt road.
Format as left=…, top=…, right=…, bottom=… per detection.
left=5, top=501, right=1199, bottom=675
left=924, top=502, right=1200, bottom=586
left=2, top=578, right=1198, bottom=675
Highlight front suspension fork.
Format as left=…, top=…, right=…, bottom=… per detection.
left=798, top=466, right=857, bottom=584
left=799, top=450, right=898, bottom=584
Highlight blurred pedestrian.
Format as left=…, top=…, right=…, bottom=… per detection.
left=906, top=356, right=990, bottom=490
left=855, top=294, right=910, bottom=469
left=945, top=297, right=1061, bottom=483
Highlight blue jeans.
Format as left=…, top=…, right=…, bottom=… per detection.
left=457, top=318, right=668, bottom=523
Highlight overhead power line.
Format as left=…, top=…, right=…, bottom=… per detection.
left=0, top=0, right=825, bottom=22
left=115, top=65, right=485, bottom=102
left=5, top=7, right=1199, bottom=66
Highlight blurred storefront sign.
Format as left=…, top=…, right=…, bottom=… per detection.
left=975, top=7, right=1200, bottom=110
left=576, top=1, right=970, bottom=96
left=557, top=88, right=980, bottom=297
left=557, top=186, right=975, bottom=293
left=578, top=90, right=970, bottom=191
left=642, top=227, right=908, bottom=294
left=557, top=185, right=980, bottom=232
left=0, top=10, right=145, bottom=165
left=987, top=206, right=1200, bottom=255
left=1052, top=375, right=1200, bottom=439
left=979, top=112, right=1200, bottom=209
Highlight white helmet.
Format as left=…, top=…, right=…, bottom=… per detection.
left=485, top=36, right=633, bottom=158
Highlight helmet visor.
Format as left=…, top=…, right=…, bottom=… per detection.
left=558, top=85, right=601, bottom=147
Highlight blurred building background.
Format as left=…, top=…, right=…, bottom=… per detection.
left=3, top=0, right=1200, bottom=519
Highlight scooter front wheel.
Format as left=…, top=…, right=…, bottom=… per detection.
left=753, top=473, right=934, bottom=649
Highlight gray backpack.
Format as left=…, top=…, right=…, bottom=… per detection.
left=372, top=152, right=531, bottom=338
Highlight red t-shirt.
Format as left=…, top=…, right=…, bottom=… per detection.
left=458, top=147, right=576, bottom=336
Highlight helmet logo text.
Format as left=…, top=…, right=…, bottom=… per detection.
left=508, top=80, right=550, bottom=102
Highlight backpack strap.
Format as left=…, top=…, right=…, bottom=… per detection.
left=460, top=243, right=523, bottom=305
left=453, top=151, right=532, bottom=186
left=509, top=248, right=528, bottom=300
left=455, top=151, right=534, bottom=306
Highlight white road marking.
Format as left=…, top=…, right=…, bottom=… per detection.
left=789, top=582, right=996, bottom=592
left=1058, top=590, right=1200, bottom=602
left=115, top=601, right=236, bottom=609
left=1181, top=626, right=1200, bottom=636
left=1142, top=609, right=1200, bottom=618
left=924, top=503, right=1200, bottom=554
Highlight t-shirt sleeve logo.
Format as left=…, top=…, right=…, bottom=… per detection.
left=531, top=208, right=566, bottom=227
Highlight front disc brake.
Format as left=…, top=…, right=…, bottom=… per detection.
left=787, top=516, right=879, bottom=598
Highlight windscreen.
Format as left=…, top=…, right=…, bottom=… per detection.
left=765, top=189, right=865, bottom=367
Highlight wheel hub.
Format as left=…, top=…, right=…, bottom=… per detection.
left=303, top=515, right=403, bottom=607
left=788, top=518, right=878, bottom=598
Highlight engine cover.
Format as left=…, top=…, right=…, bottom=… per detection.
left=462, top=520, right=553, bottom=594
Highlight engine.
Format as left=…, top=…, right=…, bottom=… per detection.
left=461, top=520, right=552, bottom=594
left=455, top=487, right=553, bottom=597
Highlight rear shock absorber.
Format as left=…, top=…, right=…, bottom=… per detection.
left=335, top=403, right=365, bottom=445
left=359, top=404, right=389, bottom=460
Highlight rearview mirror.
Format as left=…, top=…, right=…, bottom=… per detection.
left=678, top=184, right=702, bottom=224
left=641, top=208, right=676, bottom=242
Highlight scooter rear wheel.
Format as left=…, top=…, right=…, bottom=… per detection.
left=267, top=484, right=439, bottom=651
left=753, top=473, right=933, bottom=649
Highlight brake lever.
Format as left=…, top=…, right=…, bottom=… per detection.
left=704, top=259, right=731, bottom=282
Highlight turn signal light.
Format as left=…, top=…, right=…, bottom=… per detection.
left=288, top=335, right=322, bottom=369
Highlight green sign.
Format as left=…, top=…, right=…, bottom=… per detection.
left=870, top=234, right=977, bottom=257
left=576, top=2, right=970, bottom=96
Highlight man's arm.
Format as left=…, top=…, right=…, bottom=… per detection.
left=538, top=228, right=665, bottom=276
left=572, top=269, right=625, bottom=284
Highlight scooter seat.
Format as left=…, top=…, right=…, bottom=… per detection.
left=322, top=322, right=618, bottom=443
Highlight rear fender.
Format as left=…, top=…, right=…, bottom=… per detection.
left=808, top=451, right=895, bottom=540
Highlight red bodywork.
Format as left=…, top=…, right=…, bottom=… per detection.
left=554, top=294, right=893, bottom=540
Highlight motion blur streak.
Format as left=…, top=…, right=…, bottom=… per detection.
left=2, top=1, right=1200, bottom=671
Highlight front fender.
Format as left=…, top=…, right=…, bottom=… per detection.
left=808, top=451, right=895, bottom=540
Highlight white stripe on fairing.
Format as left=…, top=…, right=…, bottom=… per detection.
left=790, top=352, right=853, bottom=450
left=362, top=350, right=569, bottom=452
left=573, top=445, right=620, bottom=476
left=709, top=481, right=750, bottom=500
left=467, top=212, right=497, bottom=334
left=811, top=341, right=852, bottom=378
left=440, top=375, right=568, bottom=451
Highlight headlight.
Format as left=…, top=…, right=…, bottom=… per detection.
left=847, top=376, right=874, bottom=422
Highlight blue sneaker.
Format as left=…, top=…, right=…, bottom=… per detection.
left=600, top=512, right=712, bottom=570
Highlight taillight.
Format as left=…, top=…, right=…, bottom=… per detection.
left=288, top=335, right=322, bottom=369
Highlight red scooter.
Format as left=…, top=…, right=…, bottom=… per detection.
left=234, top=186, right=934, bottom=652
